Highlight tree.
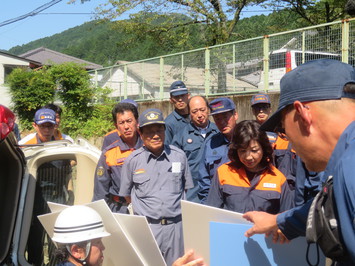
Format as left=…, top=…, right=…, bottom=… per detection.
left=7, top=63, right=95, bottom=133
left=271, top=0, right=350, bottom=25
left=7, top=68, right=55, bottom=129
left=75, top=0, right=268, bottom=46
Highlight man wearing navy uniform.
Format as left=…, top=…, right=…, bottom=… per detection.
left=171, top=95, right=219, bottom=202
left=198, top=97, right=238, bottom=203
left=243, top=59, right=355, bottom=265
left=120, top=108, right=193, bottom=266
left=165, top=81, right=190, bottom=145
left=93, top=102, right=142, bottom=213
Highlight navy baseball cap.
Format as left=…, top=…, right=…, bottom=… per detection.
left=169, top=81, right=188, bottom=96
left=34, top=108, right=56, bottom=125
left=139, top=108, right=165, bottom=128
left=251, top=93, right=271, bottom=106
left=261, top=59, right=355, bottom=132
left=120, top=98, right=138, bottom=108
left=209, top=97, right=236, bottom=115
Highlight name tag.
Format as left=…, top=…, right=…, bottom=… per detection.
left=172, top=162, right=181, bottom=173
left=263, top=183, right=276, bottom=188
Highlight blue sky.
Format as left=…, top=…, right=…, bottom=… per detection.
left=0, top=1, right=272, bottom=51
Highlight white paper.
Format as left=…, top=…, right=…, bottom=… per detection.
left=38, top=200, right=166, bottom=266
left=181, top=200, right=251, bottom=265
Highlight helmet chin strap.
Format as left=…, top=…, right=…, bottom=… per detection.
left=67, top=241, right=92, bottom=265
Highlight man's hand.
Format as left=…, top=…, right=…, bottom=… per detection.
left=269, top=229, right=290, bottom=244
left=242, top=211, right=279, bottom=237
left=172, top=250, right=206, bottom=266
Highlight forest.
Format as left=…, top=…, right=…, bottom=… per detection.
left=7, top=9, right=310, bottom=67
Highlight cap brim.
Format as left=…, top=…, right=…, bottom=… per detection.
left=139, top=121, right=165, bottom=128
left=171, top=90, right=188, bottom=96
left=210, top=108, right=234, bottom=116
left=36, top=120, right=56, bottom=125
left=260, top=108, right=282, bottom=132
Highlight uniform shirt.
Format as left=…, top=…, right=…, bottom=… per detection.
left=119, top=145, right=193, bottom=219
left=273, top=136, right=297, bottom=191
left=171, top=121, right=219, bottom=202
left=277, top=156, right=323, bottom=240
left=101, top=129, right=120, bottom=150
left=206, top=162, right=294, bottom=214
left=164, top=110, right=189, bottom=145
left=56, top=262, right=76, bottom=266
left=320, top=121, right=355, bottom=262
left=93, top=135, right=143, bottom=202
left=198, top=132, right=230, bottom=203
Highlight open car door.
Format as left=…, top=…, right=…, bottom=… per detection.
left=12, top=136, right=101, bottom=265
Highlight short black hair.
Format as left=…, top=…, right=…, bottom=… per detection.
left=112, top=102, right=138, bottom=125
left=228, top=120, right=273, bottom=169
left=44, top=103, right=62, bottom=116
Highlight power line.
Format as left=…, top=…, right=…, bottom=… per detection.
left=0, top=0, right=63, bottom=28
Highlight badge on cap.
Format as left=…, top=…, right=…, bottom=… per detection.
left=187, top=138, right=193, bottom=144
left=146, top=112, right=159, bottom=120
left=96, top=166, right=104, bottom=177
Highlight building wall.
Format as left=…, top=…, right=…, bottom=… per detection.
left=0, top=85, right=12, bottom=108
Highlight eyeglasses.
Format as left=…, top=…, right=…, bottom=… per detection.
left=252, top=104, right=271, bottom=112
left=37, top=123, right=55, bottom=129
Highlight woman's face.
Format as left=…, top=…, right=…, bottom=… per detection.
left=237, top=139, right=264, bottom=172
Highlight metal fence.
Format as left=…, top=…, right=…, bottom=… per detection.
left=89, top=18, right=355, bottom=101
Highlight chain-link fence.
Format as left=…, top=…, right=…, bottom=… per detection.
left=89, top=19, right=355, bottom=101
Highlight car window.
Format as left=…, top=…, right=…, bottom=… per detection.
left=269, top=52, right=286, bottom=69
left=26, top=159, right=76, bottom=265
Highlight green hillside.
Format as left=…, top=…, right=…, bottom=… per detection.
left=8, top=10, right=304, bottom=67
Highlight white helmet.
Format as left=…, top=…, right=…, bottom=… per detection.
left=52, top=205, right=110, bottom=244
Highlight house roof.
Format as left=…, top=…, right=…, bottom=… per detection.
left=113, top=60, right=257, bottom=93
left=20, top=47, right=103, bottom=70
left=0, top=50, right=41, bottom=66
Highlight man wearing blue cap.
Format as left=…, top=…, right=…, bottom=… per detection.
left=93, top=102, right=142, bottom=213
left=251, top=93, right=272, bottom=125
left=165, top=81, right=190, bottom=145
left=19, top=108, right=57, bottom=144
left=101, top=98, right=138, bottom=150
left=120, top=108, right=193, bottom=266
left=20, top=108, right=73, bottom=265
left=243, top=59, right=355, bottom=265
left=198, top=97, right=238, bottom=203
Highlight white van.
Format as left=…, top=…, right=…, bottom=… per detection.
left=258, top=49, right=342, bottom=90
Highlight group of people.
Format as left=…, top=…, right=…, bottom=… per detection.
left=92, top=79, right=300, bottom=264
left=17, top=58, right=355, bottom=265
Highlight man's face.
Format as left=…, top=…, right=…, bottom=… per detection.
left=87, top=238, right=105, bottom=266
left=189, top=97, right=210, bottom=128
left=170, top=93, right=189, bottom=112
left=252, top=103, right=271, bottom=125
left=116, top=111, right=138, bottom=143
left=281, top=105, right=327, bottom=172
left=140, top=124, right=165, bottom=156
left=212, top=111, right=238, bottom=139
left=33, top=122, right=55, bottom=142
